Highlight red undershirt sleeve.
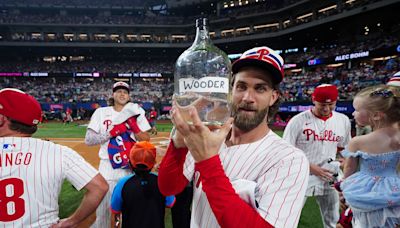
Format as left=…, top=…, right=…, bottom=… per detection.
left=195, top=155, right=274, bottom=228
left=158, top=139, right=190, bottom=196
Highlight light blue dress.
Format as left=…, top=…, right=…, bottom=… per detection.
left=341, top=149, right=400, bottom=227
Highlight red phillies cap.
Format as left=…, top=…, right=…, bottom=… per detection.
left=232, top=46, right=284, bottom=83
left=0, top=88, right=42, bottom=126
left=113, top=81, right=130, bottom=93
left=387, top=71, right=400, bottom=87
left=129, top=141, right=156, bottom=170
left=312, top=84, right=338, bottom=103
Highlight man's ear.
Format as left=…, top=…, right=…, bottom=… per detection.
left=269, top=89, right=279, bottom=106
left=0, top=114, right=7, bottom=127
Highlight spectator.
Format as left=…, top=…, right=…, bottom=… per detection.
left=110, top=141, right=175, bottom=228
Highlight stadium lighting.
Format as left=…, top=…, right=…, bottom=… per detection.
left=221, top=29, right=234, bottom=35
left=254, top=23, right=279, bottom=29
left=236, top=27, right=250, bottom=32
left=171, top=35, right=186, bottom=38
left=297, top=13, right=313, bottom=20
left=327, top=63, right=344, bottom=68
left=318, top=5, right=337, bottom=13
left=371, top=55, right=397, bottom=61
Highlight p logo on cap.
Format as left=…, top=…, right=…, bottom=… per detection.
left=232, top=46, right=284, bottom=83
left=0, top=88, right=42, bottom=126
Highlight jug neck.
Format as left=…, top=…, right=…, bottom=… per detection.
left=193, top=18, right=211, bottom=46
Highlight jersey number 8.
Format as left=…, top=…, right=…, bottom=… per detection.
left=0, top=178, right=25, bottom=222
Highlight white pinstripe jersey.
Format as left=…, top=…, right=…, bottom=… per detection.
left=87, top=106, right=151, bottom=161
left=0, top=137, right=98, bottom=227
left=283, top=110, right=351, bottom=166
left=183, top=130, right=310, bottom=228
left=283, top=110, right=351, bottom=196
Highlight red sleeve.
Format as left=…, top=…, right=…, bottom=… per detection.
left=158, top=140, right=190, bottom=196
left=196, top=155, right=274, bottom=228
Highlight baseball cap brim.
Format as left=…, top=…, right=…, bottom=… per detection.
left=232, top=58, right=283, bottom=84
left=113, top=86, right=129, bottom=93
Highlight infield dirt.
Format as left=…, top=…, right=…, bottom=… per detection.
left=51, top=132, right=171, bottom=227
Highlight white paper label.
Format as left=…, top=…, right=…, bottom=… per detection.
left=179, top=77, right=229, bottom=93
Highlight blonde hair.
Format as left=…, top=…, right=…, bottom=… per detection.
left=355, top=85, right=400, bottom=128
left=107, top=97, right=132, bottom=106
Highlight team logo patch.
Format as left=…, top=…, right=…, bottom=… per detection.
left=2, top=143, right=16, bottom=151
left=107, top=130, right=136, bottom=169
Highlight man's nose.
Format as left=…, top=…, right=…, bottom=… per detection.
left=242, top=90, right=255, bottom=102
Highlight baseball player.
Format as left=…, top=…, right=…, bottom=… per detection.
left=148, top=106, right=158, bottom=135
left=0, top=88, right=108, bottom=227
left=158, top=46, right=310, bottom=228
left=85, top=81, right=151, bottom=228
left=283, top=84, right=352, bottom=228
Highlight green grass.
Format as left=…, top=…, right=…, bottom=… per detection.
left=33, top=122, right=87, bottom=138
left=59, top=181, right=86, bottom=218
left=39, top=122, right=323, bottom=227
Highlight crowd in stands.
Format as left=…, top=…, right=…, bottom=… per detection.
left=0, top=0, right=150, bottom=7
left=0, top=0, right=382, bottom=43
left=0, top=32, right=397, bottom=74
left=0, top=13, right=185, bottom=26
left=281, top=57, right=399, bottom=102
left=284, top=35, right=399, bottom=64
left=0, top=56, right=397, bottom=107
left=0, top=77, right=173, bottom=104
left=0, top=60, right=174, bottom=74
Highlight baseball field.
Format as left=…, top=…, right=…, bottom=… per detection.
left=34, top=121, right=323, bottom=228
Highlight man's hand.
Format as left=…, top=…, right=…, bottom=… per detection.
left=310, top=164, right=334, bottom=182
left=171, top=105, right=233, bottom=162
left=50, top=218, right=77, bottom=228
left=126, top=116, right=141, bottom=134
left=109, top=123, right=128, bottom=137
left=170, top=126, right=186, bottom=149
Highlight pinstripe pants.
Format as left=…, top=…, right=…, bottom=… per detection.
left=91, top=160, right=130, bottom=228
left=303, top=188, right=339, bottom=228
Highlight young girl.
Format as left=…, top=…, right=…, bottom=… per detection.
left=338, top=84, right=400, bottom=228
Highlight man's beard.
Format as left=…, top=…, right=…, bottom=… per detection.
left=231, top=102, right=269, bottom=132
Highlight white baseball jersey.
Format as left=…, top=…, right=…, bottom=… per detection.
left=283, top=110, right=351, bottom=195
left=183, top=131, right=310, bottom=228
left=87, top=105, right=150, bottom=228
left=0, top=137, right=98, bottom=227
left=87, top=106, right=151, bottom=163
